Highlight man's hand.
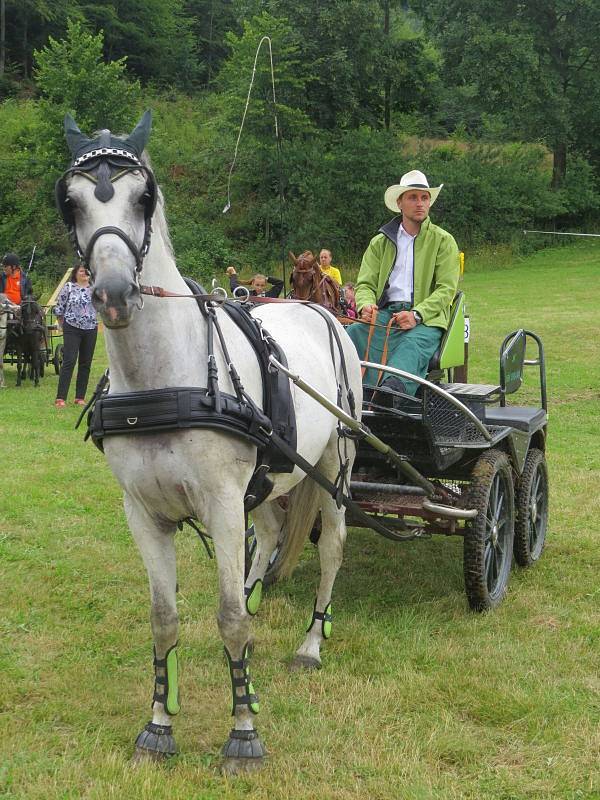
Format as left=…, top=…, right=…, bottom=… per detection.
left=392, top=310, right=418, bottom=330
left=360, top=303, right=378, bottom=323
left=226, top=266, right=237, bottom=276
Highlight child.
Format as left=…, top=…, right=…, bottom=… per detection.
left=341, top=283, right=357, bottom=318
left=226, top=266, right=283, bottom=298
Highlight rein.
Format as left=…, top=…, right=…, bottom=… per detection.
left=138, top=284, right=387, bottom=327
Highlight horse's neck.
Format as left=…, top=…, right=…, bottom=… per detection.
left=104, top=231, right=208, bottom=392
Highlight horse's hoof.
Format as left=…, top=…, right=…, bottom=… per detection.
left=221, top=729, right=266, bottom=775
left=289, top=654, right=321, bottom=672
left=132, top=721, right=178, bottom=764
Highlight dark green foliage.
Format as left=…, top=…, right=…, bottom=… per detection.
left=2, top=0, right=600, bottom=288
left=417, top=0, right=600, bottom=186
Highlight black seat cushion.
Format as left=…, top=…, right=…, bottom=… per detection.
left=484, top=406, right=547, bottom=433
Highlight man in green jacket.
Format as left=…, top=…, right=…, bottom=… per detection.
left=347, top=170, right=459, bottom=405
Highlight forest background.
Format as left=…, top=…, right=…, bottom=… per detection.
left=1, top=0, right=600, bottom=292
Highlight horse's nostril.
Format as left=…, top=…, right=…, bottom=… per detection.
left=92, top=287, right=108, bottom=306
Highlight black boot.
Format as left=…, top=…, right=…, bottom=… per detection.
left=372, top=376, right=407, bottom=408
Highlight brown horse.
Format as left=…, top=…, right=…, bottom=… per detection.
left=289, top=250, right=341, bottom=313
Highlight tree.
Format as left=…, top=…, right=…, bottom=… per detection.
left=418, top=0, right=600, bottom=187
left=79, top=0, right=199, bottom=88
left=34, top=19, right=141, bottom=166
left=184, top=0, right=238, bottom=86
left=1, top=0, right=82, bottom=79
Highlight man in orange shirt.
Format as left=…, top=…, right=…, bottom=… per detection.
left=0, top=253, right=33, bottom=305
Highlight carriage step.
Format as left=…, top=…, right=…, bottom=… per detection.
left=439, top=382, right=501, bottom=400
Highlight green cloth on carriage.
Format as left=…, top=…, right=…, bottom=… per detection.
left=346, top=302, right=442, bottom=396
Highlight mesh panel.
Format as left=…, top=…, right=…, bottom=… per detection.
left=424, top=391, right=490, bottom=445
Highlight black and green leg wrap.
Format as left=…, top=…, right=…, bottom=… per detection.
left=225, top=643, right=259, bottom=716
left=153, top=643, right=181, bottom=716
left=244, top=579, right=263, bottom=616
left=307, top=599, right=333, bottom=639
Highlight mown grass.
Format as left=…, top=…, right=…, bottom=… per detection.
left=1, top=243, right=599, bottom=799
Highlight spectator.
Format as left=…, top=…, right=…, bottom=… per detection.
left=0, top=253, right=33, bottom=305
left=54, top=265, right=98, bottom=408
left=341, top=283, right=357, bottom=318
left=226, top=266, right=284, bottom=298
left=318, top=249, right=342, bottom=285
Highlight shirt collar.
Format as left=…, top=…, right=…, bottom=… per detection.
left=398, top=222, right=416, bottom=239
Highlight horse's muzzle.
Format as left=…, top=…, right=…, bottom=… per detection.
left=92, top=276, right=140, bottom=328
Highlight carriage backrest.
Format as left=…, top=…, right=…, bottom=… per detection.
left=500, top=328, right=526, bottom=397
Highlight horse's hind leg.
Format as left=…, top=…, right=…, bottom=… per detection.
left=290, top=490, right=347, bottom=671
left=207, top=497, right=266, bottom=774
left=244, top=499, right=285, bottom=605
left=124, top=497, right=180, bottom=763
left=291, top=438, right=354, bottom=671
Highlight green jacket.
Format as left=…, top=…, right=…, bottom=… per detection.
left=355, top=216, right=460, bottom=330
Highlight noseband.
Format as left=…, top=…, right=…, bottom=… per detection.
left=55, top=149, right=158, bottom=274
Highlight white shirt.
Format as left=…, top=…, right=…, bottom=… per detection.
left=387, top=223, right=415, bottom=303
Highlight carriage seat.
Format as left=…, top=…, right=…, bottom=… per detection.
left=427, top=291, right=465, bottom=372
left=483, top=406, right=547, bottom=434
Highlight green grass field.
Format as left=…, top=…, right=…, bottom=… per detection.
left=1, top=243, right=599, bottom=799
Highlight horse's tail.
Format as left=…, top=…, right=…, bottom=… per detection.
left=272, top=477, right=321, bottom=579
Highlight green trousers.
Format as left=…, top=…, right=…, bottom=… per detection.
left=347, top=303, right=443, bottom=396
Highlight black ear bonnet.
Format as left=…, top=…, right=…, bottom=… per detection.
left=55, top=111, right=158, bottom=268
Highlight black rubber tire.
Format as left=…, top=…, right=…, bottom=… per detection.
left=463, top=449, right=515, bottom=611
left=53, top=344, right=64, bottom=375
left=514, top=448, right=548, bottom=567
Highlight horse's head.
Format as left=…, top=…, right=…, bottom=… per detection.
left=56, top=112, right=157, bottom=328
left=289, top=250, right=320, bottom=301
left=20, top=296, right=43, bottom=331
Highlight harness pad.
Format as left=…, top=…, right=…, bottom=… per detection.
left=89, top=386, right=272, bottom=451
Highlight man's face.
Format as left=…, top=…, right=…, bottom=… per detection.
left=398, top=190, right=431, bottom=224
left=319, top=250, right=332, bottom=267
left=3, top=265, right=14, bottom=278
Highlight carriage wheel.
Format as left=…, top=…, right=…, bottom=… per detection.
left=463, top=449, right=515, bottom=611
left=53, top=344, right=64, bottom=375
left=514, top=448, right=548, bottom=567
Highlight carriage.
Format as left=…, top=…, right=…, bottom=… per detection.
left=263, top=292, right=549, bottom=612
left=1, top=302, right=63, bottom=377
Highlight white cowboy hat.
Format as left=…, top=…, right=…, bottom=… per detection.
left=384, top=170, right=443, bottom=213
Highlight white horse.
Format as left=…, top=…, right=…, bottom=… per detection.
left=57, top=113, right=362, bottom=772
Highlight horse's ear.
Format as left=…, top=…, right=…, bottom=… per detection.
left=124, top=110, right=153, bottom=156
left=64, top=114, right=90, bottom=157
left=288, top=251, right=297, bottom=264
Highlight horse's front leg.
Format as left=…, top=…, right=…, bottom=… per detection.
left=207, top=495, right=267, bottom=774
left=124, top=495, right=180, bottom=763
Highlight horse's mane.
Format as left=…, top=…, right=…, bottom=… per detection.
left=140, top=151, right=175, bottom=261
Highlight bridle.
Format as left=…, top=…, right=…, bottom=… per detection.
left=55, top=148, right=158, bottom=275
left=291, top=256, right=321, bottom=302
left=19, top=298, right=45, bottom=333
